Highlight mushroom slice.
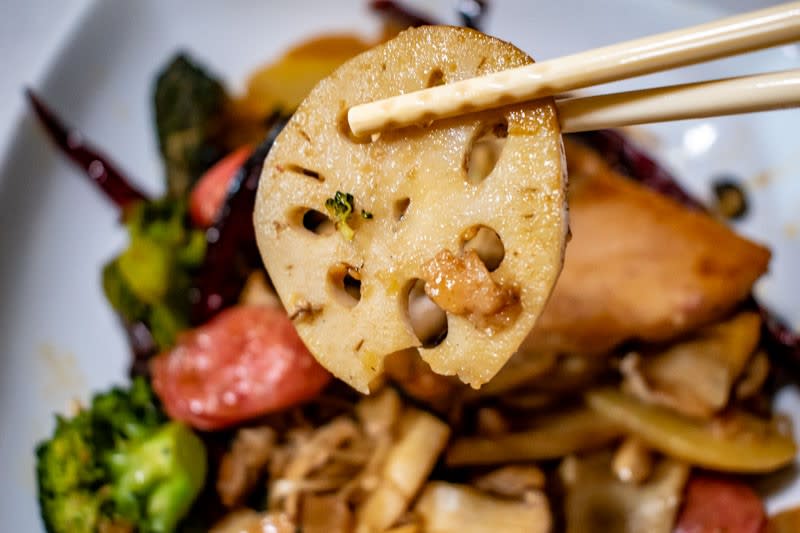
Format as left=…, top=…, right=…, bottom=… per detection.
left=255, top=26, right=567, bottom=392
left=559, top=451, right=689, bottom=533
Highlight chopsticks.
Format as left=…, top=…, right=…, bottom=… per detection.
left=559, top=69, right=800, bottom=133
left=348, top=2, right=800, bottom=137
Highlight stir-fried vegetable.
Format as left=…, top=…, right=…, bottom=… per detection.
left=415, top=482, right=550, bottom=533
left=355, top=408, right=450, bottom=532
left=29, top=4, right=800, bottom=530
left=36, top=378, right=207, bottom=533
left=447, top=406, right=622, bottom=466
left=103, top=198, right=205, bottom=350
left=559, top=451, right=688, bottom=533
left=153, top=53, right=231, bottom=197
left=325, top=191, right=357, bottom=241
left=586, top=388, right=796, bottom=473
left=622, top=311, right=761, bottom=418
left=237, top=35, right=371, bottom=117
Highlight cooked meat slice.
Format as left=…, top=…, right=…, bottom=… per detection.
left=422, top=249, right=519, bottom=332
left=525, top=139, right=770, bottom=357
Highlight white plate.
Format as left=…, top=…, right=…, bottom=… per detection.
left=1, top=0, right=798, bottom=530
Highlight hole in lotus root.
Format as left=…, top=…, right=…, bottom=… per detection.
left=461, top=225, right=505, bottom=271
left=465, top=120, right=508, bottom=184
left=404, top=278, right=448, bottom=348
left=329, top=264, right=362, bottom=308
left=299, top=208, right=335, bottom=236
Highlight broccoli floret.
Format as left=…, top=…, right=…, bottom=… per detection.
left=36, top=378, right=207, bottom=533
left=106, top=423, right=207, bottom=533
left=325, top=191, right=356, bottom=240
left=103, top=198, right=205, bottom=350
left=36, top=412, right=104, bottom=533
left=153, top=53, right=231, bottom=197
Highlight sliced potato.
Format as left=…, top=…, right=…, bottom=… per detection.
left=237, top=34, right=373, bottom=117
left=255, top=26, right=567, bottom=392
left=446, top=406, right=622, bottom=466
left=587, top=388, right=796, bottom=473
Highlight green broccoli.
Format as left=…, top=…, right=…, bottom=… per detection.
left=153, top=53, right=231, bottom=197
left=36, top=378, right=207, bottom=533
left=325, top=191, right=356, bottom=240
left=102, top=198, right=205, bottom=349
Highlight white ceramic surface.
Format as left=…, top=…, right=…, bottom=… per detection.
left=1, top=1, right=799, bottom=530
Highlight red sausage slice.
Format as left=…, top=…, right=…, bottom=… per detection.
left=151, top=305, right=331, bottom=430
left=189, top=145, right=253, bottom=227
left=675, top=474, right=767, bottom=533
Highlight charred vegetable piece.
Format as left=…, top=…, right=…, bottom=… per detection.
left=103, top=198, right=205, bottom=350
left=36, top=378, right=207, bottom=533
left=191, top=118, right=287, bottom=324
left=27, top=89, right=148, bottom=210
left=586, top=388, right=796, bottom=473
left=255, top=26, right=567, bottom=393
left=675, top=475, right=766, bottom=533
left=152, top=305, right=331, bottom=431
left=153, top=53, right=230, bottom=197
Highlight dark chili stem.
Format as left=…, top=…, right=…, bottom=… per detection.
left=369, top=0, right=438, bottom=27
left=26, top=89, right=149, bottom=210
left=190, top=116, right=288, bottom=324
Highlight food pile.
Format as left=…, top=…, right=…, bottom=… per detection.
left=30, top=2, right=800, bottom=532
